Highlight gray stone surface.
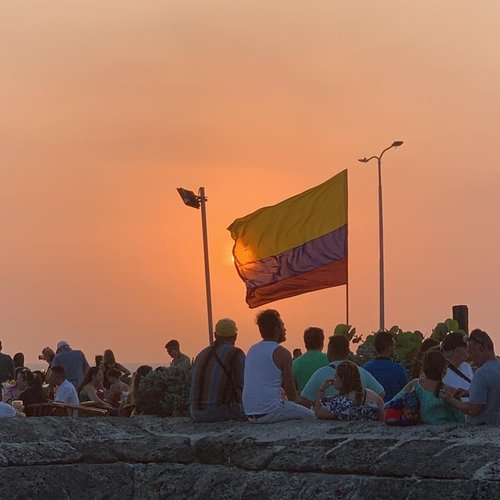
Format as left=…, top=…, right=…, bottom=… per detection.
left=0, top=417, right=498, bottom=499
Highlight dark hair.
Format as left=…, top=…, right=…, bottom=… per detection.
left=16, top=368, right=45, bottom=405
left=78, top=366, right=101, bottom=394
left=95, top=355, right=103, bottom=366
left=469, top=329, right=494, bottom=351
left=256, top=309, right=281, bottom=340
left=336, top=361, right=364, bottom=405
left=17, top=367, right=43, bottom=391
left=422, top=350, right=447, bottom=397
left=103, top=349, right=116, bottom=365
left=165, top=340, right=180, bottom=350
left=107, top=368, right=121, bottom=379
left=51, top=365, right=66, bottom=377
left=16, top=367, right=34, bottom=386
left=42, top=347, right=55, bottom=363
left=129, top=365, right=153, bottom=405
left=13, top=352, right=25, bottom=369
left=410, top=338, right=439, bottom=379
left=327, top=335, right=350, bottom=359
left=374, top=331, right=394, bottom=354
left=32, top=370, right=45, bottom=387
left=304, top=327, right=324, bottom=350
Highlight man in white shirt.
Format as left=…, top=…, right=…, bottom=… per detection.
left=442, top=329, right=500, bottom=424
left=52, top=365, right=79, bottom=408
left=442, top=331, right=473, bottom=391
left=243, top=309, right=314, bottom=423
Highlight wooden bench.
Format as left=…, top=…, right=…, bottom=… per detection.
left=24, top=402, right=109, bottom=417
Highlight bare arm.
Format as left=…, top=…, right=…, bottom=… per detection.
left=273, top=346, right=297, bottom=401
left=440, top=386, right=485, bottom=417
left=314, top=401, right=336, bottom=419
left=84, top=385, right=113, bottom=409
left=313, top=379, right=336, bottom=419
left=117, top=363, right=131, bottom=377
left=297, top=395, right=313, bottom=409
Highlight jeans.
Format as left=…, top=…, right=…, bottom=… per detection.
left=247, top=400, right=315, bottom=424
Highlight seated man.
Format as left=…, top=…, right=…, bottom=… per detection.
left=300, top=335, right=385, bottom=408
left=52, top=365, right=79, bottom=405
left=243, top=309, right=314, bottom=423
left=190, top=318, right=246, bottom=422
left=292, top=327, right=329, bottom=392
left=441, top=329, right=500, bottom=424
left=363, top=331, right=408, bottom=402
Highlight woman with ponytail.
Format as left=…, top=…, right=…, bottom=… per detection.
left=386, top=349, right=465, bottom=424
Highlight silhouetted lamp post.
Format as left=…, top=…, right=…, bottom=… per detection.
left=358, top=141, right=404, bottom=331
left=177, top=187, right=214, bottom=345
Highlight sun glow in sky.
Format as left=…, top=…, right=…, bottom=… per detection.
left=1, top=1, right=500, bottom=365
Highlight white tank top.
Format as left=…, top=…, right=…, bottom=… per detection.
left=243, top=340, right=282, bottom=415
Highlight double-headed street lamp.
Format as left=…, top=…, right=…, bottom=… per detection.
left=177, top=187, right=214, bottom=345
left=358, top=141, right=404, bottom=332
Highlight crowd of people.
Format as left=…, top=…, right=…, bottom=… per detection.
left=0, top=310, right=499, bottom=426
left=189, top=309, right=499, bottom=425
left=0, top=340, right=185, bottom=417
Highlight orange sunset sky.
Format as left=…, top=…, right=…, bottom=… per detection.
left=1, top=1, right=499, bottom=365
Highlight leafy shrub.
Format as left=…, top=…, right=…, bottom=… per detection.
left=431, top=318, right=465, bottom=343
left=136, top=365, right=192, bottom=417
left=351, top=326, right=423, bottom=372
left=334, top=324, right=362, bottom=343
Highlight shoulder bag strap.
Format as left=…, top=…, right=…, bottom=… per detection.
left=448, top=363, right=472, bottom=384
left=211, top=346, right=242, bottom=399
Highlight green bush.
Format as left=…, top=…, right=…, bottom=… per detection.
left=136, top=365, right=192, bottom=417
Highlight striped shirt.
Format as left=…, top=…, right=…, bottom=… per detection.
left=189, top=340, right=245, bottom=411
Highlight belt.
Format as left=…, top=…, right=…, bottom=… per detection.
left=246, top=413, right=268, bottom=419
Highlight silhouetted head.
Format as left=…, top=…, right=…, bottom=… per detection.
left=103, top=349, right=116, bottom=365
left=304, top=327, right=324, bottom=351
left=256, top=309, right=286, bottom=343
left=374, top=331, right=395, bottom=357
left=334, top=361, right=363, bottom=403
left=327, top=335, right=350, bottom=361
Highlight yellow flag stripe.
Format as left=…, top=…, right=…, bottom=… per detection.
left=228, top=170, right=347, bottom=263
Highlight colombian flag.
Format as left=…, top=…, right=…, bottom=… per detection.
left=228, top=170, right=348, bottom=308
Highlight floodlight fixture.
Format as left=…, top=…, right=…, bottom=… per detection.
left=177, top=187, right=200, bottom=209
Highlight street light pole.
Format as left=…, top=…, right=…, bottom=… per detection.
left=199, top=187, right=214, bottom=345
left=177, top=186, right=214, bottom=345
left=359, top=141, right=403, bottom=331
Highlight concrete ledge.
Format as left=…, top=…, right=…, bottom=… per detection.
left=0, top=418, right=498, bottom=499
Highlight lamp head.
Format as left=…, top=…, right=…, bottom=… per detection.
left=358, top=158, right=368, bottom=163
left=392, top=141, right=404, bottom=148
left=177, top=187, right=200, bottom=209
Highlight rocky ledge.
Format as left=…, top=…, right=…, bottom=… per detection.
left=0, top=417, right=498, bottom=499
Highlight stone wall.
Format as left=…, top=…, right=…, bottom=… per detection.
left=0, top=417, right=498, bottom=499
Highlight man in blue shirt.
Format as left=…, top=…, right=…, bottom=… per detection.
left=51, top=340, right=89, bottom=389
left=363, top=331, right=408, bottom=402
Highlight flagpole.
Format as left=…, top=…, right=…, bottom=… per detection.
left=345, top=281, right=349, bottom=326
left=345, top=173, right=349, bottom=326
